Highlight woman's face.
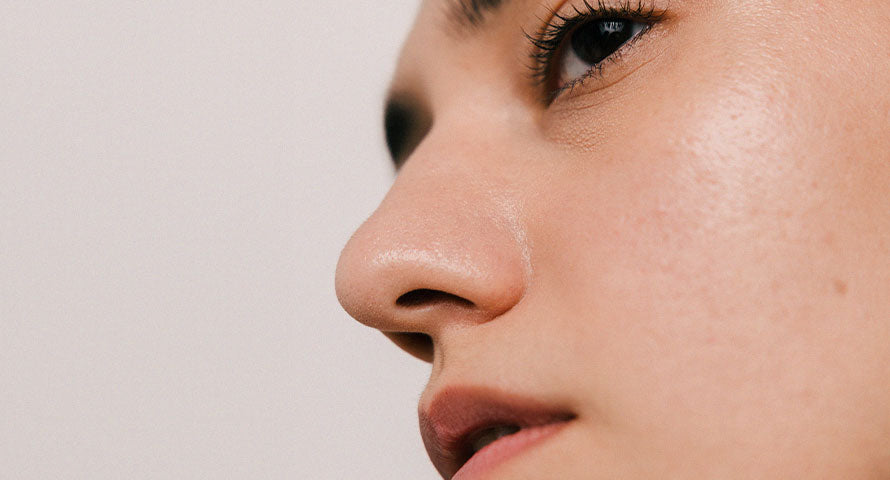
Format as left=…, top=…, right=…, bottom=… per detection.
left=336, top=0, right=890, bottom=478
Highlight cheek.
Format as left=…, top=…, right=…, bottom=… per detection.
left=536, top=63, right=818, bottom=330
left=525, top=42, right=890, bottom=469
left=531, top=6, right=881, bottom=360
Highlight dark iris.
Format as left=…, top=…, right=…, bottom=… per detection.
left=569, top=18, right=636, bottom=66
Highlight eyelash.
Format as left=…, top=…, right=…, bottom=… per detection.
left=527, top=0, right=666, bottom=102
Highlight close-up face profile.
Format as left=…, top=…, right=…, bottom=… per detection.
left=336, top=0, right=890, bottom=478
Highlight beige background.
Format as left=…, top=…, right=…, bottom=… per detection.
left=1, top=1, right=437, bottom=478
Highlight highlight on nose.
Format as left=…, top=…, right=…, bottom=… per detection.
left=334, top=228, right=526, bottom=335
left=334, top=181, right=530, bottom=353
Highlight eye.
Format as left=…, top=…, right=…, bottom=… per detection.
left=528, top=3, right=665, bottom=102
left=383, top=96, right=432, bottom=169
left=557, top=18, right=648, bottom=89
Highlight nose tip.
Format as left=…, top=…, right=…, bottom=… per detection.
left=334, top=174, right=528, bottom=344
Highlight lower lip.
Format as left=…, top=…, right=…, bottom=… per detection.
left=452, top=421, right=571, bottom=480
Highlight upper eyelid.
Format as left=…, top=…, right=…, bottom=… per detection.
left=529, top=1, right=668, bottom=65
left=550, top=23, right=650, bottom=100
left=525, top=1, right=667, bottom=102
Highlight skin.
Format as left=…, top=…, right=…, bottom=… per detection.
left=336, top=0, right=890, bottom=478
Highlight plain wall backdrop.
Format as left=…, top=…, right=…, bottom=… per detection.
left=1, top=1, right=438, bottom=478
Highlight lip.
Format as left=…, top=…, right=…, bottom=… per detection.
left=419, top=386, right=575, bottom=479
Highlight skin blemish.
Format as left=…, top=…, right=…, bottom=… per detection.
left=833, top=279, right=848, bottom=297
left=770, top=279, right=782, bottom=295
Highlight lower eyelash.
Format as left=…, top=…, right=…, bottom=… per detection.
left=526, top=0, right=666, bottom=102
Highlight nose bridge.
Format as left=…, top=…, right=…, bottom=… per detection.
left=335, top=133, right=529, bottom=338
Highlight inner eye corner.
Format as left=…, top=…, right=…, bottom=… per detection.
left=383, top=95, right=432, bottom=170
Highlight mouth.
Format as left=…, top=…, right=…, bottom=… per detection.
left=419, top=387, right=576, bottom=479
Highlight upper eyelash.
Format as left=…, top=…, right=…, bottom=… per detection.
left=526, top=0, right=667, bottom=102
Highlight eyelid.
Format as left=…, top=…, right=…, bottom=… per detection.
left=527, top=0, right=668, bottom=104
left=553, top=21, right=652, bottom=99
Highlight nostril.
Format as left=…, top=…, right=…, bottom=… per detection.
left=396, top=289, right=476, bottom=309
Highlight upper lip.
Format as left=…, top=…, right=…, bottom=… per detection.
left=419, top=386, right=575, bottom=478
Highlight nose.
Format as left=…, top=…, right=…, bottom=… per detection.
left=335, top=135, right=529, bottom=362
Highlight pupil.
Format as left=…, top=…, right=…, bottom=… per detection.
left=569, top=18, right=634, bottom=66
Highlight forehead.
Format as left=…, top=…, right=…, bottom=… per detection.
left=392, top=0, right=541, bottom=90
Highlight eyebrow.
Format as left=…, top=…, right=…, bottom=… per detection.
left=384, top=0, right=513, bottom=168
left=446, top=0, right=509, bottom=30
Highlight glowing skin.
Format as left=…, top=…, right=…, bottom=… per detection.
left=336, top=0, right=890, bottom=478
